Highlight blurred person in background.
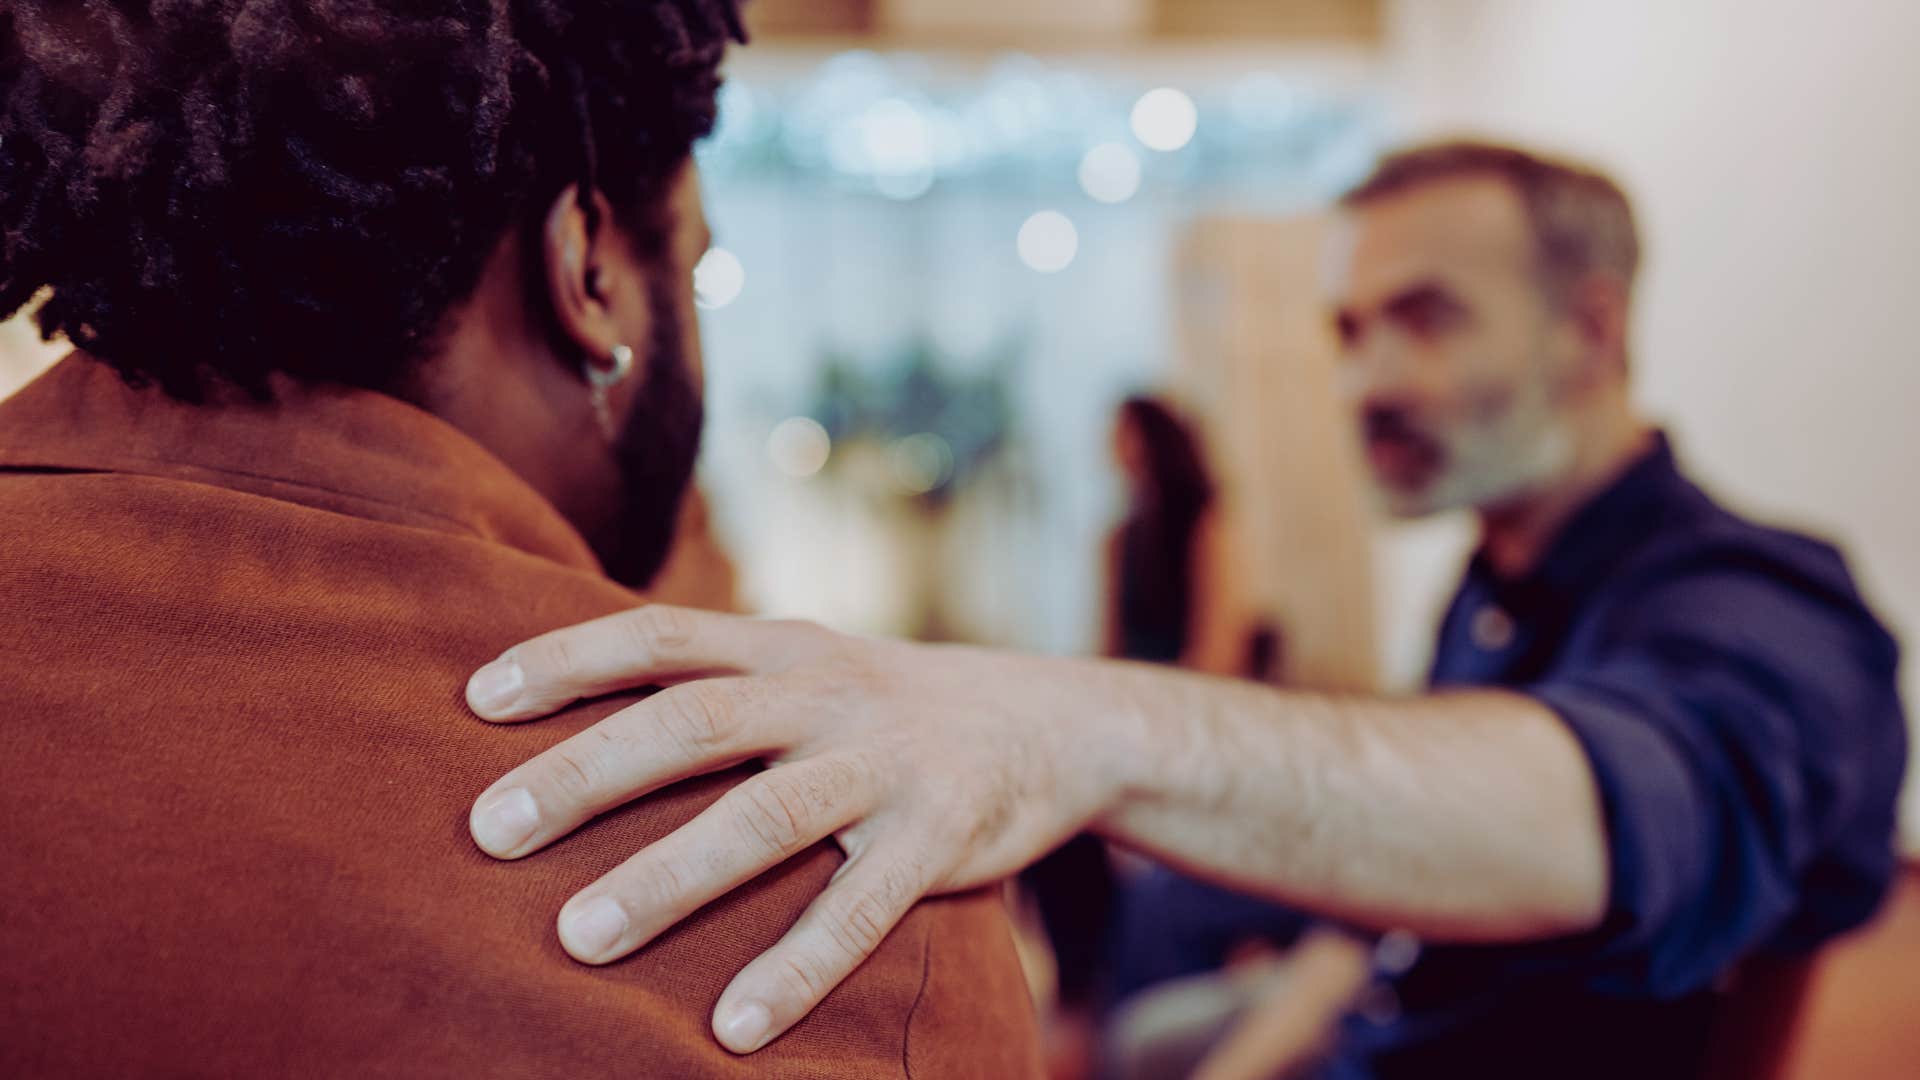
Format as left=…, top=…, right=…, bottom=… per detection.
left=1103, top=396, right=1219, bottom=669
left=461, top=140, right=1907, bottom=1079
left=1024, top=394, right=1228, bottom=1075
left=0, top=2, right=1038, bottom=1075
left=1101, top=394, right=1268, bottom=681
left=1091, top=397, right=1330, bottom=1074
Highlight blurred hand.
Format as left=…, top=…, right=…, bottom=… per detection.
left=464, top=605, right=1142, bottom=1055
left=1191, top=931, right=1372, bottom=1080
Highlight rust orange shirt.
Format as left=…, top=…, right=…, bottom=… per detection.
left=0, top=355, right=1041, bottom=1079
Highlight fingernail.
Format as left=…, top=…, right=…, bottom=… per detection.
left=560, top=896, right=629, bottom=961
left=716, top=1000, right=771, bottom=1053
left=467, top=659, right=524, bottom=715
left=471, top=788, right=540, bottom=855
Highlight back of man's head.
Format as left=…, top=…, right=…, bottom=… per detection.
left=0, top=1, right=744, bottom=400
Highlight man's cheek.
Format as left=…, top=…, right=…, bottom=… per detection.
left=1458, top=369, right=1524, bottom=429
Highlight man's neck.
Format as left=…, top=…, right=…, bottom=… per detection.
left=1477, top=420, right=1655, bottom=580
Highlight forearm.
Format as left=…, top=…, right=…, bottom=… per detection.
left=1093, top=663, right=1609, bottom=942
left=465, top=605, right=1620, bottom=1049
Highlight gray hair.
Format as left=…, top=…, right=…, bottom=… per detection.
left=1340, top=139, right=1641, bottom=304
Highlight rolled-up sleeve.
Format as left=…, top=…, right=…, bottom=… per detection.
left=1526, top=553, right=1905, bottom=998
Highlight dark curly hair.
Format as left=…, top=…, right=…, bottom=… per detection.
left=0, top=0, right=745, bottom=400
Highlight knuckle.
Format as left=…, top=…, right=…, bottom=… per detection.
left=773, top=617, right=824, bottom=640
left=738, top=774, right=821, bottom=857
left=659, top=688, right=739, bottom=754
left=875, top=857, right=926, bottom=909
left=524, top=633, right=579, bottom=686
left=770, top=949, right=833, bottom=1003
left=621, top=605, right=694, bottom=661
left=822, top=889, right=891, bottom=958
left=833, top=645, right=888, bottom=694
left=631, top=854, right=692, bottom=912
left=546, top=742, right=605, bottom=802
left=815, top=755, right=868, bottom=803
left=773, top=618, right=836, bottom=660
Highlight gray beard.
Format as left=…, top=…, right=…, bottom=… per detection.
left=1379, top=408, right=1577, bottom=520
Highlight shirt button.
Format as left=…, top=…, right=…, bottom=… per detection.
left=1471, top=605, right=1516, bottom=651
left=1373, top=929, right=1422, bottom=976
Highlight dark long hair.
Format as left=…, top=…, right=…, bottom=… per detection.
left=1114, top=396, right=1216, bottom=661
left=1120, top=396, right=1214, bottom=521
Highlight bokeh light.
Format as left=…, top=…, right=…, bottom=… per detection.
left=694, top=247, right=746, bottom=310
left=1078, top=142, right=1143, bottom=204
left=1017, top=211, right=1079, bottom=273
left=860, top=97, right=937, bottom=201
left=768, top=417, right=832, bottom=478
left=1131, top=87, right=1198, bottom=152
left=888, top=434, right=955, bottom=495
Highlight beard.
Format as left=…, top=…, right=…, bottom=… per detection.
left=1362, top=377, right=1575, bottom=520
left=593, top=282, right=705, bottom=590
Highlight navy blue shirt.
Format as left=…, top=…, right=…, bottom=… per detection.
left=1349, top=434, right=1907, bottom=1079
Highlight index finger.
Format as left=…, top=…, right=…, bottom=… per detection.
left=466, top=605, right=826, bottom=722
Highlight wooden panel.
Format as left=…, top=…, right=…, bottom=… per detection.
left=881, top=0, right=1148, bottom=42
left=1173, top=215, right=1379, bottom=692
left=1154, top=0, right=1382, bottom=42
left=747, top=0, right=1380, bottom=44
left=745, top=0, right=875, bottom=38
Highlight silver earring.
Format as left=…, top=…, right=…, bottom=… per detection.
left=588, top=343, right=635, bottom=438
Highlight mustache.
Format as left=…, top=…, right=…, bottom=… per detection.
left=1362, top=405, right=1437, bottom=450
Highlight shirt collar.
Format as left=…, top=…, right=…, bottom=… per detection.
left=1467, top=432, right=1685, bottom=617
left=0, top=352, right=604, bottom=574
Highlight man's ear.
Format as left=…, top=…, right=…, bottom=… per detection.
left=1562, top=273, right=1632, bottom=385
left=541, top=184, right=627, bottom=370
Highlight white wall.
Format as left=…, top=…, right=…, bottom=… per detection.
left=0, top=307, right=64, bottom=401
left=1382, top=0, right=1920, bottom=841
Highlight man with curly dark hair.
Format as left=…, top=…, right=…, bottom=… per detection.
left=0, top=3, right=1042, bottom=1075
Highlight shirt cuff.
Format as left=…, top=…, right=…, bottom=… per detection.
left=1529, top=678, right=1710, bottom=995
